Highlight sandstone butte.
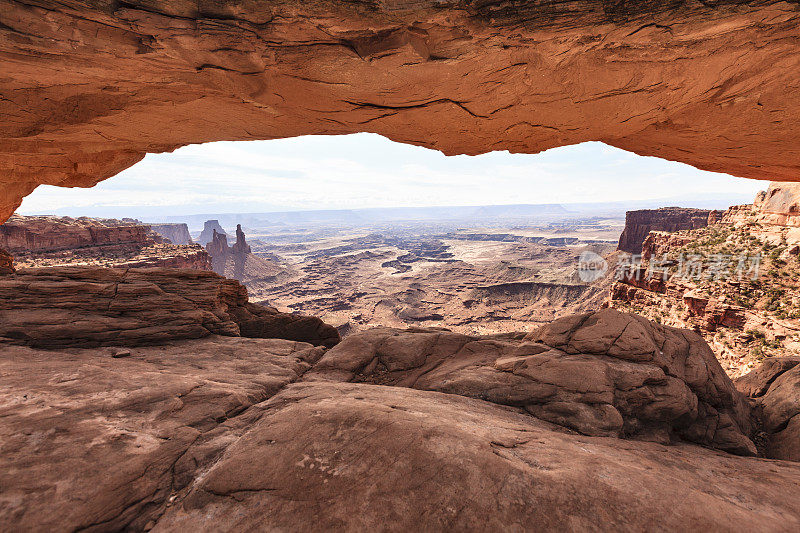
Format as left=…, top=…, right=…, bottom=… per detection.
left=2, top=1, right=800, bottom=221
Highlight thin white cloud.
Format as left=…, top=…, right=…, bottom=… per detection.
left=18, top=134, right=766, bottom=216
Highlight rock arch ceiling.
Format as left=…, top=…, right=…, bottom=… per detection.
left=1, top=0, right=799, bottom=222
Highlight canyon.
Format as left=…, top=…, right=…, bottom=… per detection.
left=212, top=214, right=621, bottom=336
left=3, top=1, right=800, bottom=530
left=611, top=183, right=800, bottom=377
left=4, top=202, right=800, bottom=530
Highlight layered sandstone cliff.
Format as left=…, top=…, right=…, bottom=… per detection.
left=617, top=207, right=719, bottom=254
left=0, top=215, right=151, bottom=253
left=148, top=223, right=193, bottom=245
left=0, top=266, right=340, bottom=349
left=2, top=1, right=800, bottom=220
left=611, top=187, right=800, bottom=376
left=1, top=215, right=212, bottom=270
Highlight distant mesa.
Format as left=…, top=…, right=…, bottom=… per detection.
left=0, top=215, right=211, bottom=270
left=197, top=219, right=227, bottom=245
left=148, top=223, right=193, bottom=245
left=617, top=207, right=722, bottom=254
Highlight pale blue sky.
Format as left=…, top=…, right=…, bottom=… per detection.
left=18, top=133, right=766, bottom=217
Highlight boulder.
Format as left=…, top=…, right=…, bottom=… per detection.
left=309, top=309, right=755, bottom=455
left=154, top=382, right=800, bottom=532
left=736, top=358, right=800, bottom=462
left=735, top=357, right=800, bottom=398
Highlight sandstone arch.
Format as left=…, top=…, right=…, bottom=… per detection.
left=2, top=0, right=800, bottom=221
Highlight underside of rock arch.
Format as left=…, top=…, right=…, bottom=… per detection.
left=2, top=0, right=800, bottom=221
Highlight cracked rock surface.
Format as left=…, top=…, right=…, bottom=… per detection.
left=2, top=310, right=800, bottom=530
left=2, top=0, right=800, bottom=219
left=0, top=337, right=325, bottom=531
left=309, top=308, right=756, bottom=455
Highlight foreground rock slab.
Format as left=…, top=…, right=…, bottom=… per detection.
left=0, top=266, right=339, bottom=348
left=310, top=309, right=756, bottom=455
left=154, top=382, right=800, bottom=532
left=0, top=337, right=325, bottom=531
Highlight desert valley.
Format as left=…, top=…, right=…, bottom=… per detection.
left=4, top=183, right=800, bottom=529
left=3, top=0, right=800, bottom=531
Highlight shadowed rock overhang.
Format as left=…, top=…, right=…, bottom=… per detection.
left=2, top=0, right=800, bottom=221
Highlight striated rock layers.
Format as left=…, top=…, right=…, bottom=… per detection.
left=724, top=182, right=800, bottom=228
left=0, top=247, right=12, bottom=274
left=1, top=214, right=213, bottom=270
left=617, top=207, right=720, bottom=254
left=148, top=223, right=193, bottom=245
left=2, top=308, right=800, bottom=531
left=196, top=220, right=226, bottom=246
left=3, top=1, right=800, bottom=221
left=0, top=266, right=340, bottom=348
left=0, top=214, right=151, bottom=253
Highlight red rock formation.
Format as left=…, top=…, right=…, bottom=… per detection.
left=0, top=214, right=151, bottom=253
left=197, top=220, right=227, bottom=246
left=2, top=214, right=214, bottom=271
left=736, top=357, right=800, bottom=462
left=4, top=309, right=800, bottom=531
left=641, top=231, right=695, bottom=261
left=0, top=266, right=340, bottom=348
left=2, top=2, right=800, bottom=221
left=618, top=207, right=719, bottom=254
left=231, top=224, right=251, bottom=255
left=0, top=248, right=12, bottom=274
left=206, top=229, right=229, bottom=274
left=310, top=309, right=755, bottom=455
left=206, top=224, right=282, bottom=283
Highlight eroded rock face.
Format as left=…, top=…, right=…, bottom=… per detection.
left=0, top=247, right=12, bottom=274
left=206, top=224, right=285, bottom=284
left=2, top=1, right=800, bottom=221
left=736, top=357, right=800, bottom=462
left=2, top=305, right=799, bottom=530
left=148, top=223, right=193, bottom=245
left=155, top=382, right=800, bottom=532
left=309, top=309, right=755, bottom=455
left=0, top=337, right=326, bottom=531
left=0, top=214, right=151, bottom=253
left=618, top=207, right=719, bottom=254
left=0, top=266, right=340, bottom=348
left=1, top=214, right=214, bottom=270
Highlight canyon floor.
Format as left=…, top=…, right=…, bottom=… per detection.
left=242, top=217, right=622, bottom=336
